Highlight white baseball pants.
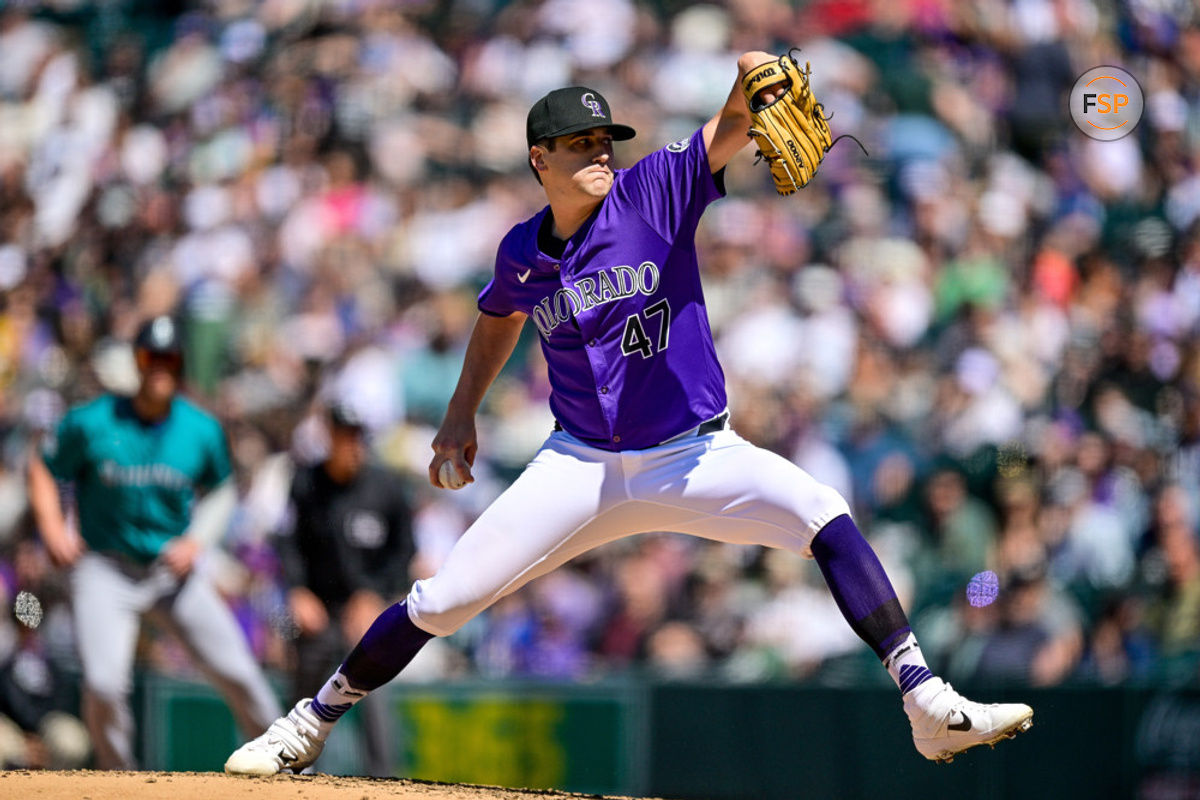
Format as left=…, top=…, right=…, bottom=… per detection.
left=408, top=427, right=851, bottom=636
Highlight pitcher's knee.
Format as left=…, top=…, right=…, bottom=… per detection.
left=806, top=483, right=852, bottom=537
left=406, top=577, right=486, bottom=637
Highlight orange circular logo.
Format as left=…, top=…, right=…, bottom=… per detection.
left=1069, top=66, right=1143, bottom=141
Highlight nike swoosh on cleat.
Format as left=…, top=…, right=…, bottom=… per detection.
left=948, top=712, right=973, bottom=732
left=517, top=269, right=532, bottom=283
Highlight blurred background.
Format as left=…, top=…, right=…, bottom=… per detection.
left=0, top=0, right=1198, bottom=797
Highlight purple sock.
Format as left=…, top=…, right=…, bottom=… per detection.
left=810, top=514, right=913, bottom=660
left=309, top=601, right=434, bottom=734
left=339, top=600, right=434, bottom=691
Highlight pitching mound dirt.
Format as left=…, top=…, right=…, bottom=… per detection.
left=0, top=770, right=660, bottom=799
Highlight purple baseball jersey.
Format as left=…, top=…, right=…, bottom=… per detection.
left=478, top=127, right=727, bottom=450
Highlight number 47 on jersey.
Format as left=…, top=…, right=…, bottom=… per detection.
left=621, top=299, right=671, bottom=359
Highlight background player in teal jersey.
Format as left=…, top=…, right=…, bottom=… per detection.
left=26, top=316, right=280, bottom=769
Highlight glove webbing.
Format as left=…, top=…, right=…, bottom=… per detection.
left=743, top=52, right=844, bottom=193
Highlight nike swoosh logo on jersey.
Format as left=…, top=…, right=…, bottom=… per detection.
left=948, top=711, right=973, bottom=732
left=517, top=268, right=532, bottom=283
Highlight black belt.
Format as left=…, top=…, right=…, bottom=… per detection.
left=689, top=411, right=731, bottom=438
left=553, top=411, right=730, bottom=446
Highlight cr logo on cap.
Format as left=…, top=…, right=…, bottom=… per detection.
left=581, top=92, right=604, bottom=119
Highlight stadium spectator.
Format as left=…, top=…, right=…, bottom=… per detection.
left=274, top=401, right=415, bottom=776
left=0, top=536, right=89, bottom=770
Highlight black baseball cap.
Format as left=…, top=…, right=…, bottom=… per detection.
left=328, top=402, right=366, bottom=432
left=526, top=86, right=636, bottom=147
left=134, top=316, right=183, bottom=357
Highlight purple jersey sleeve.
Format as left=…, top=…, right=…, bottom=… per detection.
left=619, top=128, right=725, bottom=243
left=477, top=275, right=513, bottom=317
left=478, top=228, right=524, bottom=317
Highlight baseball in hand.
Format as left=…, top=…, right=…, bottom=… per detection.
left=438, top=460, right=467, bottom=490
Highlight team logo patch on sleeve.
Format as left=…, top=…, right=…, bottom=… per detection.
left=666, top=138, right=690, bottom=153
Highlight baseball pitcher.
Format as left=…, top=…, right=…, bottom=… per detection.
left=226, top=51, right=1032, bottom=775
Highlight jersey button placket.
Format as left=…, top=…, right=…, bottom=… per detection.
left=571, top=252, right=617, bottom=442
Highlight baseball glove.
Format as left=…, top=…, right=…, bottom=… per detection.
left=742, top=51, right=846, bottom=195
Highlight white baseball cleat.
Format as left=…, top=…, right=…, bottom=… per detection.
left=904, top=678, right=1033, bottom=763
left=224, top=698, right=325, bottom=776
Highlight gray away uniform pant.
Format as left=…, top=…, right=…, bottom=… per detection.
left=71, top=551, right=281, bottom=769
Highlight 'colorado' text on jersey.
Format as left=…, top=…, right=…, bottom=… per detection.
left=478, top=128, right=726, bottom=450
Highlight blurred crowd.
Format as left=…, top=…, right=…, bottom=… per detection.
left=2, top=0, right=1200, bottom=755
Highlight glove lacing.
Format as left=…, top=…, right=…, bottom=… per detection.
left=787, top=47, right=870, bottom=159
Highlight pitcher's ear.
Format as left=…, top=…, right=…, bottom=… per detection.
left=531, top=146, right=547, bottom=173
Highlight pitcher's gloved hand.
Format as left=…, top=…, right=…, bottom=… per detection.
left=743, top=51, right=864, bottom=194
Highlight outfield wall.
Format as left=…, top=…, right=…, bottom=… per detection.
left=137, top=674, right=1200, bottom=800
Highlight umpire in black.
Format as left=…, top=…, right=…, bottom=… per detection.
left=275, top=402, right=415, bottom=776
